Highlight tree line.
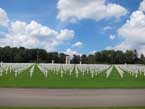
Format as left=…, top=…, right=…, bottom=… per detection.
left=0, top=46, right=145, bottom=64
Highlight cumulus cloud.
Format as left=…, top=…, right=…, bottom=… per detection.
left=109, top=34, right=116, bottom=40
left=112, top=10, right=145, bottom=54
left=57, top=29, right=74, bottom=41
left=118, top=11, right=145, bottom=46
left=72, top=41, right=83, bottom=48
left=0, top=9, right=75, bottom=51
left=57, top=0, right=128, bottom=22
left=0, top=8, right=75, bottom=51
left=106, top=42, right=132, bottom=52
left=0, top=8, right=9, bottom=26
left=89, top=50, right=97, bottom=55
left=64, top=48, right=81, bottom=57
left=139, top=0, right=145, bottom=12
left=103, top=26, right=112, bottom=31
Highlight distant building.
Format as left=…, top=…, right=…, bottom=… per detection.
left=65, top=55, right=71, bottom=64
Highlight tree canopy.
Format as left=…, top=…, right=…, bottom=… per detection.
left=0, top=46, right=145, bottom=64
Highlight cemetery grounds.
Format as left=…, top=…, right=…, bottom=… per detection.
left=0, top=63, right=145, bottom=88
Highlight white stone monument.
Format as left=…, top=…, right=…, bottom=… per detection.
left=52, top=60, right=54, bottom=64
left=65, top=55, right=70, bottom=64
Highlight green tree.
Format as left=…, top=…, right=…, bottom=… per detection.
left=81, top=54, right=88, bottom=64
left=72, top=55, right=80, bottom=64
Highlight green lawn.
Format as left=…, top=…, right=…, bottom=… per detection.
left=0, top=107, right=145, bottom=109
left=0, top=64, right=145, bottom=88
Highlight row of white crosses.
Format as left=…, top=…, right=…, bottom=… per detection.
left=38, top=64, right=74, bottom=78
left=3, top=63, right=145, bottom=79
left=105, top=66, right=113, bottom=78
left=61, top=64, right=74, bottom=77
left=117, top=64, right=145, bottom=78
left=114, top=65, right=125, bottom=78
left=13, top=63, right=32, bottom=77
left=0, top=63, right=113, bottom=79
left=77, top=64, right=110, bottom=78
left=38, top=64, right=110, bottom=78
left=29, top=65, right=35, bottom=78
left=0, top=63, right=32, bottom=77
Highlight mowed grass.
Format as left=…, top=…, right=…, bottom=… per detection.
left=0, top=64, right=145, bottom=88
left=0, top=107, right=145, bottom=109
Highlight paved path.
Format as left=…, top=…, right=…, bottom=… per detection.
left=0, top=88, right=145, bottom=107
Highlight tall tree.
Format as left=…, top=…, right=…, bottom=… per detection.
left=0, top=46, right=144, bottom=64
left=72, top=55, right=80, bottom=64
left=140, top=54, right=145, bottom=64
left=88, top=54, right=96, bottom=64
left=58, top=53, right=66, bottom=63
left=81, top=54, right=88, bottom=64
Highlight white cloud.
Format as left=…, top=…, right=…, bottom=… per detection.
left=0, top=8, right=9, bottom=27
left=57, top=0, right=127, bottom=22
left=105, top=46, right=113, bottom=50
left=105, top=43, right=132, bottom=52
left=109, top=34, right=116, bottom=40
left=118, top=11, right=145, bottom=44
left=112, top=10, right=145, bottom=54
left=10, top=21, right=59, bottom=38
left=109, top=0, right=145, bottom=54
left=139, top=0, right=145, bottom=12
left=57, top=29, right=74, bottom=41
left=72, top=41, right=83, bottom=48
left=64, top=48, right=81, bottom=57
left=0, top=20, right=75, bottom=51
left=103, top=26, right=112, bottom=31
left=113, top=42, right=132, bottom=51
left=89, top=50, right=96, bottom=55
left=0, top=8, right=75, bottom=51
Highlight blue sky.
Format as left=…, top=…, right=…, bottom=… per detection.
left=0, top=0, right=145, bottom=55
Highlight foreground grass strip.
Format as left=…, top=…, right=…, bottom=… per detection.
left=0, top=107, right=145, bottom=109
